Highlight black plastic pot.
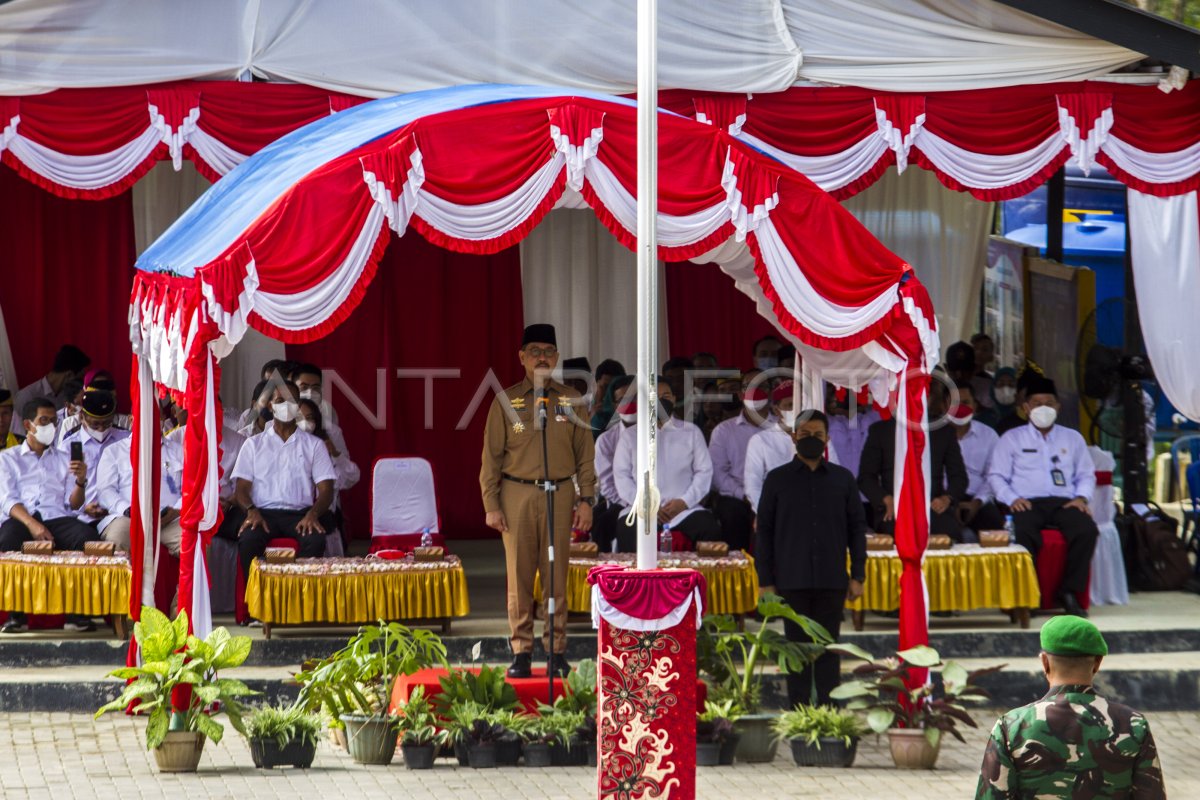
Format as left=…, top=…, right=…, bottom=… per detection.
left=401, top=742, right=436, bottom=770
left=467, top=742, right=497, bottom=768
left=696, top=741, right=722, bottom=766
left=453, top=739, right=470, bottom=766
left=249, top=737, right=318, bottom=769
left=718, top=733, right=740, bottom=765
left=550, top=738, right=587, bottom=766
left=523, top=741, right=552, bottom=767
left=789, top=737, right=858, bottom=768
left=495, top=735, right=521, bottom=766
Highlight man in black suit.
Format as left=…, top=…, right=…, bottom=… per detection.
left=857, top=387, right=969, bottom=539
left=756, top=410, right=867, bottom=707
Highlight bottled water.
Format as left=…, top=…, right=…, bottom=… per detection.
left=421, top=527, right=433, bottom=548
left=1004, top=515, right=1015, bottom=545
left=659, top=523, right=673, bottom=554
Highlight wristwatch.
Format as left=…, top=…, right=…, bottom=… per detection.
left=578, top=496, right=595, bottom=507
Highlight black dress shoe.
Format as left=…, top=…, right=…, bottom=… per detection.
left=507, top=652, right=532, bottom=679
left=1058, top=591, right=1087, bottom=618
left=549, top=654, right=571, bottom=678
left=1, top=613, right=27, bottom=633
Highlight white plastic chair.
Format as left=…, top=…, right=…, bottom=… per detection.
left=370, top=456, right=445, bottom=551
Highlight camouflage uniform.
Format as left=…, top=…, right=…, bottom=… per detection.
left=976, top=683, right=1166, bottom=799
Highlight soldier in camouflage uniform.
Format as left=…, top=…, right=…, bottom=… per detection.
left=976, top=615, right=1166, bottom=799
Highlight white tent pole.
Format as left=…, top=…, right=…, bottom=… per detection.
left=636, top=0, right=658, bottom=571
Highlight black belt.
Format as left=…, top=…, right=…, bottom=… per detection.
left=502, top=473, right=572, bottom=486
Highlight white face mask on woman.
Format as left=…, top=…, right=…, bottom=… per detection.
left=1029, top=405, right=1057, bottom=430
left=297, top=419, right=316, bottom=434
left=994, top=387, right=1017, bottom=405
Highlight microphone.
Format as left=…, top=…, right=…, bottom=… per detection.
left=535, top=387, right=549, bottom=422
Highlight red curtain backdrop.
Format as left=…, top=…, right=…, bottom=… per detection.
left=288, top=231, right=525, bottom=540
left=665, top=260, right=779, bottom=370
left=0, top=165, right=136, bottom=400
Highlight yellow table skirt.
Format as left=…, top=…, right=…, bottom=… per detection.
left=246, top=557, right=470, bottom=625
left=534, top=553, right=759, bottom=616
left=0, top=553, right=130, bottom=615
left=845, top=544, right=1041, bottom=613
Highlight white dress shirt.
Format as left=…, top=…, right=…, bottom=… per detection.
left=94, top=438, right=181, bottom=533
left=0, top=441, right=75, bottom=523
left=57, top=425, right=131, bottom=521
left=956, top=421, right=999, bottom=500
left=743, top=424, right=841, bottom=511
left=987, top=422, right=1096, bottom=507
left=231, top=424, right=338, bottom=511
left=163, top=424, right=247, bottom=503
left=708, top=412, right=774, bottom=499
left=614, top=418, right=712, bottom=527
left=594, top=423, right=627, bottom=504
left=324, top=422, right=359, bottom=491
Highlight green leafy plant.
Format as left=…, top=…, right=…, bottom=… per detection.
left=696, top=698, right=743, bottom=745
left=391, top=686, right=446, bottom=746
left=245, top=703, right=323, bottom=748
left=442, top=699, right=489, bottom=745
left=770, top=705, right=868, bottom=749
left=539, top=659, right=597, bottom=716
left=433, top=663, right=519, bottom=715
left=829, top=644, right=1004, bottom=748
left=463, top=718, right=507, bottom=746
left=697, top=698, right=745, bottom=724
left=698, top=593, right=833, bottom=712
left=486, top=708, right=537, bottom=740
left=95, top=607, right=257, bottom=750
left=538, top=708, right=587, bottom=750
left=294, top=620, right=448, bottom=724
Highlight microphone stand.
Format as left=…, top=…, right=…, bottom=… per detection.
left=536, top=387, right=556, bottom=706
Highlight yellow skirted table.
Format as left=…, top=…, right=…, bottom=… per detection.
left=245, top=555, right=470, bottom=638
left=534, top=551, right=759, bottom=616
left=845, top=544, right=1041, bottom=629
left=0, top=551, right=131, bottom=637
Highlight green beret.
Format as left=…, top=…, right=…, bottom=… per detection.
left=1040, top=615, right=1108, bottom=657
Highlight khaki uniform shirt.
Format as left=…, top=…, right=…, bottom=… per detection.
left=479, top=377, right=596, bottom=513
left=976, top=684, right=1165, bottom=799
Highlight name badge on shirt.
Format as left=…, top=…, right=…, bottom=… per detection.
left=1051, top=469, right=1066, bottom=487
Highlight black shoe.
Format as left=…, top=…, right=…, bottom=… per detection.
left=1058, top=591, right=1087, bottom=618
left=549, top=654, right=571, bottom=678
left=64, top=615, right=97, bottom=633
left=1, top=613, right=27, bottom=633
left=507, top=652, right=532, bottom=679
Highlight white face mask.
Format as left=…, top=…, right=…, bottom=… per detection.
left=272, top=401, right=299, bottom=423
left=84, top=424, right=110, bottom=443
left=299, top=388, right=321, bottom=402
left=995, top=387, right=1017, bottom=405
left=32, top=423, right=56, bottom=446
left=780, top=409, right=797, bottom=428
left=297, top=419, right=316, bottom=433
left=1029, top=405, right=1057, bottom=429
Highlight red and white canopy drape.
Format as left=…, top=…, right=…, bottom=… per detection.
left=127, top=85, right=940, bottom=661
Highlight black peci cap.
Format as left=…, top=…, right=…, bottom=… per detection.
left=522, top=324, right=557, bottom=348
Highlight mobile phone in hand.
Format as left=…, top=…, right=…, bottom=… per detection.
left=70, top=441, right=83, bottom=462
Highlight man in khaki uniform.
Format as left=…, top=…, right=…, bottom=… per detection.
left=481, top=324, right=596, bottom=678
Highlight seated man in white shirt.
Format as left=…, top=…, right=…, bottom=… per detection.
left=227, top=382, right=338, bottom=578
left=948, top=383, right=1004, bottom=537
left=58, top=389, right=131, bottom=528
left=593, top=376, right=635, bottom=552
left=708, top=375, right=776, bottom=550
left=10, top=345, right=90, bottom=435
left=92, top=437, right=183, bottom=555
left=613, top=378, right=719, bottom=551
left=0, top=398, right=98, bottom=632
left=987, top=375, right=1097, bottom=617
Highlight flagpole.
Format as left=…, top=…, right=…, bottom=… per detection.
left=636, top=0, right=658, bottom=571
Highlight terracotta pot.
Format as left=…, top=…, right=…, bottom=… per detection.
left=340, top=714, right=399, bottom=766
left=734, top=714, right=779, bottom=763
left=887, top=728, right=941, bottom=770
left=154, top=731, right=205, bottom=773
left=789, top=737, right=858, bottom=768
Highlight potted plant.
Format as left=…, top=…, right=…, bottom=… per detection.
left=462, top=718, right=507, bottom=768
left=697, top=593, right=833, bottom=763
left=294, top=620, right=448, bottom=766
left=433, top=662, right=521, bottom=715
left=486, top=709, right=535, bottom=766
left=829, top=644, right=1004, bottom=770
left=541, top=708, right=588, bottom=766
left=696, top=699, right=743, bottom=766
left=519, top=720, right=556, bottom=768
left=95, top=607, right=256, bottom=773
left=443, top=699, right=488, bottom=766
left=392, top=686, right=445, bottom=770
left=771, top=705, right=867, bottom=768
left=244, top=703, right=323, bottom=769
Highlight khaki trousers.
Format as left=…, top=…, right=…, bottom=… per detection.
left=102, top=516, right=183, bottom=557
left=500, top=479, right=573, bottom=654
